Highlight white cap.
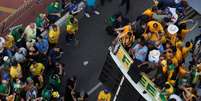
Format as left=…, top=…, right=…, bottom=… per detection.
left=148, top=50, right=160, bottom=63
left=167, top=24, right=179, bottom=35
left=3, top=56, right=9, bottom=62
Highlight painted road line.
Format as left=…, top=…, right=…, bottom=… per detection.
left=0, top=6, right=16, bottom=13
left=87, top=82, right=102, bottom=95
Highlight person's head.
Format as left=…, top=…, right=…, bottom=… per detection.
left=52, top=24, right=57, bottom=31
left=36, top=35, right=43, bottom=42
left=179, top=23, right=187, bottom=30
left=166, top=41, right=172, bottom=49
left=185, top=41, right=191, bottom=47
left=115, top=12, right=123, bottom=22
left=29, top=23, right=35, bottom=29
left=70, top=17, right=76, bottom=24
left=39, top=13, right=46, bottom=19
left=32, top=61, right=37, bottom=67
left=155, top=41, right=161, bottom=47
left=103, top=88, right=110, bottom=94
left=12, top=61, right=18, bottom=67
left=153, top=23, right=159, bottom=29
left=127, top=32, right=133, bottom=37
left=181, top=0, right=188, bottom=8
left=139, top=37, right=146, bottom=47
left=152, top=6, right=158, bottom=12
left=17, top=28, right=24, bottom=34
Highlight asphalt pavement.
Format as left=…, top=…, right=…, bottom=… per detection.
left=58, top=0, right=152, bottom=100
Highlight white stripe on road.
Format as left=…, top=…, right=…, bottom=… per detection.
left=87, top=82, right=102, bottom=95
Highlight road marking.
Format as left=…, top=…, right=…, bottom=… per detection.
left=0, top=6, right=16, bottom=13
left=87, top=82, right=102, bottom=95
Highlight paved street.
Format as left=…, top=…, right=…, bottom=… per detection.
left=58, top=0, right=152, bottom=100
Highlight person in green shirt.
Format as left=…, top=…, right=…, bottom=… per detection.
left=35, top=13, right=49, bottom=33
left=66, top=14, right=79, bottom=45
left=47, top=0, right=62, bottom=23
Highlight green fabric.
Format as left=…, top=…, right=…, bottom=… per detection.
left=47, top=2, right=62, bottom=14
left=107, top=16, right=116, bottom=26
left=66, top=15, right=73, bottom=25
left=168, top=64, right=175, bottom=71
left=10, top=26, right=23, bottom=42
left=66, top=15, right=78, bottom=33
left=42, top=89, right=51, bottom=100
left=49, top=74, right=61, bottom=90
left=35, top=15, right=45, bottom=28
left=0, top=84, right=7, bottom=94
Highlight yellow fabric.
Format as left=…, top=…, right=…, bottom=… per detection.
left=121, top=34, right=134, bottom=47
left=180, top=29, right=190, bottom=39
left=179, top=65, right=188, bottom=78
left=5, top=35, right=14, bottom=49
left=98, top=90, right=111, bottom=101
left=119, top=25, right=132, bottom=39
left=150, top=33, right=159, bottom=42
left=182, top=43, right=193, bottom=58
left=48, top=27, right=60, bottom=44
left=30, top=63, right=45, bottom=76
left=161, top=60, right=167, bottom=74
left=143, top=9, right=154, bottom=17
left=175, top=48, right=183, bottom=63
left=165, top=82, right=174, bottom=95
left=10, top=64, right=22, bottom=79
left=147, top=21, right=164, bottom=33
left=172, top=57, right=179, bottom=67
left=176, top=40, right=183, bottom=48
left=170, top=35, right=177, bottom=46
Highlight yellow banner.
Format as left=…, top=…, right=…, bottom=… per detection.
left=115, top=44, right=133, bottom=72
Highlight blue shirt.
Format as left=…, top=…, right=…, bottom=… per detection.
left=36, top=39, right=49, bottom=53
left=86, top=0, right=96, bottom=6
left=132, top=44, right=148, bottom=62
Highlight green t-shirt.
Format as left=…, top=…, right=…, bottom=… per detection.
left=35, top=15, right=45, bottom=28
left=0, top=84, right=8, bottom=94
left=47, top=2, right=62, bottom=14
left=10, top=26, right=23, bottom=42
left=66, top=15, right=78, bottom=33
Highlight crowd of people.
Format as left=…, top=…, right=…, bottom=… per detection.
left=108, top=0, right=201, bottom=100
left=0, top=0, right=73, bottom=100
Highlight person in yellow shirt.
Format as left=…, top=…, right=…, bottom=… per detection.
left=147, top=20, right=164, bottom=34
left=98, top=89, right=111, bottom=101
left=5, top=34, right=14, bottom=49
left=178, top=19, right=198, bottom=40
left=182, top=41, right=193, bottom=58
left=48, top=24, right=60, bottom=45
left=115, top=22, right=133, bottom=39
left=10, top=62, right=22, bottom=79
left=30, top=62, right=45, bottom=76
left=143, top=6, right=158, bottom=17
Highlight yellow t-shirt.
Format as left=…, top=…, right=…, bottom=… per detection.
left=147, top=21, right=164, bottom=33
left=98, top=90, right=111, bottom=101
left=143, top=9, right=154, bottom=17
left=30, top=63, right=45, bottom=76
left=48, top=27, right=60, bottom=44
left=10, top=64, right=22, bottom=79
left=180, top=29, right=190, bottom=39
left=150, top=33, right=159, bottom=42
left=172, top=57, right=179, bottom=67
left=175, top=48, right=183, bottom=63
left=182, top=43, right=193, bottom=58
left=5, top=35, right=14, bottom=49
left=119, top=25, right=132, bottom=39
